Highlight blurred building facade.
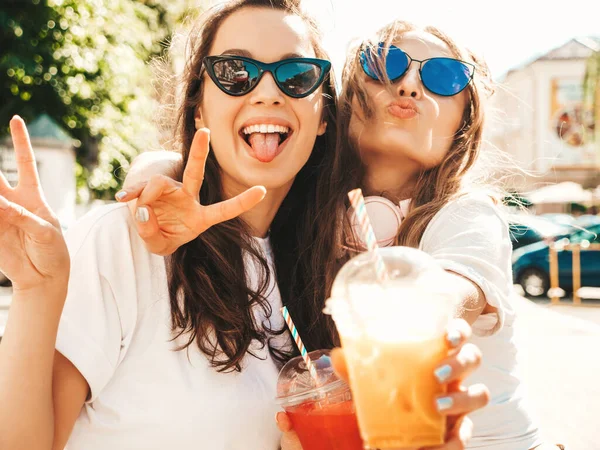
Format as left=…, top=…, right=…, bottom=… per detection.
left=486, top=37, right=600, bottom=193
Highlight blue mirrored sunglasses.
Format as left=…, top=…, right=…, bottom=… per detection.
left=360, top=43, right=475, bottom=97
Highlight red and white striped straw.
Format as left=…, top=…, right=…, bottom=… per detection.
left=281, top=306, right=318, bottom=383
left=348, top=188, right=390, bottom=282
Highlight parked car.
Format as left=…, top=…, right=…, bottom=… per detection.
left=512, top=223, right=600, bottom=297
left=509, top=215, right=572, bottom=250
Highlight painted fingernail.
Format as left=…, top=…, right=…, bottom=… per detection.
left=136, top=206, right=149, bottom=223
left=275, top=412, right=281, bottom=424
left=434, top=364, right=452, bottom=383
left=447, top=329, right=462, bottom=348
left=0, top=195, right=9, bottom=210
left=436, top=396, right=454, bottom=411
left=115, top=190, right=127, bottom=201
left=458, top=346, right=479, bottom=366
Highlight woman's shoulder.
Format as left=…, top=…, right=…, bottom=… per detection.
left=65, top=202, right=140, bottom=258
left=63, top=202, right=166, bottom=312
left=421, top=190, right=510, bottom=248
left=432, top=190, right=507, bottom=226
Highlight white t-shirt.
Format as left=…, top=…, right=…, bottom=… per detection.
left=56, top=203, right=288, bottom=450
left=419, top=193, right=542, bottom=450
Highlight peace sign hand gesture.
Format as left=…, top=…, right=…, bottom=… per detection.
left=0, top=116, right=69, bottom=293
left=116, top=129, right=266, bottom=256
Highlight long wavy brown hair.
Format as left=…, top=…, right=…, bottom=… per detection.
left=166, top=0, right=339, bottom=373
left=324, top=20, right=496, bottom=277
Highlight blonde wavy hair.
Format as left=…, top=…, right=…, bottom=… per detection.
left=335, top=20, right=497, bottom=250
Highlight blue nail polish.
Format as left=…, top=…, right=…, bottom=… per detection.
left=115, top=190, right=127, bottom=201
left=434, top=364, right=452, bottom=383
left=436, top=396, right=454, bottom=411
left=447, top=329, right=461, bottom=347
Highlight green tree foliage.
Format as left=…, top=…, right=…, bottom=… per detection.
left=0, top=0, right=197, bottom=200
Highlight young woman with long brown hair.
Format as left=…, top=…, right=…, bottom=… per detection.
left=0, top=1, right=337, bottom=448
left=321, top=20, right=558, bottom=450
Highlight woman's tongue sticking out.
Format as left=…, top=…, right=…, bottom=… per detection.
left=248, top=132, right=282, bottom=163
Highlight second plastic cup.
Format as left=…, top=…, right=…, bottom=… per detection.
left=326, top=247, right=456, bottom=449
left=276, top=349, right=363, bottom=450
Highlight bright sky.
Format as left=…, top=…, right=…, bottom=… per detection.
left=302, top=0, right=600, bottom=79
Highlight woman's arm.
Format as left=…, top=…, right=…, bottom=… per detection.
left=0, top=117, right=89, bottom=450
left=0, top=284, right=62, bottom=449
left=421, top=195, right=513, bottom=334
left=1, top=289, right=93, bottom=450
left=439, top=270, right=498, bottom=325
left=51, top=351, right=90, bottom=450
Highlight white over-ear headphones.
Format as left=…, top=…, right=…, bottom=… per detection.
left=347, top=196, right=411, bottom=247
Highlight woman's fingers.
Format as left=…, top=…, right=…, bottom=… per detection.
left=0, top=195, right=51, bottom=237
left=330, top=348, right=348, bottom=382
left=434, top=343, right=482, bottom=385
left=134, top=204, right=159, bottom=237
left=456, top=416, right=474, bottom=448
left=136, top=175, right=180, bottom=206
left=0, top=169, right=11, bottom=194
left=182, top=128, right=210, bottom=197
left=330, top=345, right=486, bottom=415
left=435, top=384, right=489, bottom=417
left=115, top=181, right=148, bottom=202
left=10, top=116, right=41, bottom=189
left=275, top=411, right=293, bottom=433
left=420, top=416, right=473, bottom=450
left=202, top=185, right=266, bottom=228
left=445, top=318, right=472, bottom=350
left=131, top=204, right=175, bottom=255
left=277, top=412, right=304, bottom=450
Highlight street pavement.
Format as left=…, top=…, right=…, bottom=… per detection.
left=512, top=294, right=600, bottom=449
left=1, top=287, right=599, bottom=447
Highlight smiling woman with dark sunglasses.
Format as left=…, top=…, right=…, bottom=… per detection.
left=0, top=1, right=338, bottom=449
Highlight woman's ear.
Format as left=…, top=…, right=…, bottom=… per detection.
left=317, top=120, right=327, bottom=136
left=194, top=115, right=205, bottom=130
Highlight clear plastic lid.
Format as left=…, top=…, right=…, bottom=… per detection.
left=332, top=246, right=443, bottom=294
left=325, top=247, right=458, bottom=341
left=276, top=349, right=348, bottom=407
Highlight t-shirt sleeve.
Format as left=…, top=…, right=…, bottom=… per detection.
left=420, top=194, right=515, bottom=336
left=55, top=204, right=137, bottom=402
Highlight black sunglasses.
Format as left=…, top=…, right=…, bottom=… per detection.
left=360, top=43, right=475, bottom=97
left=203, top=55, right=332, bottom=99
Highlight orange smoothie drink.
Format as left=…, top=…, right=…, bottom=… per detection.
left=326, top=247, right=456, bottom=449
